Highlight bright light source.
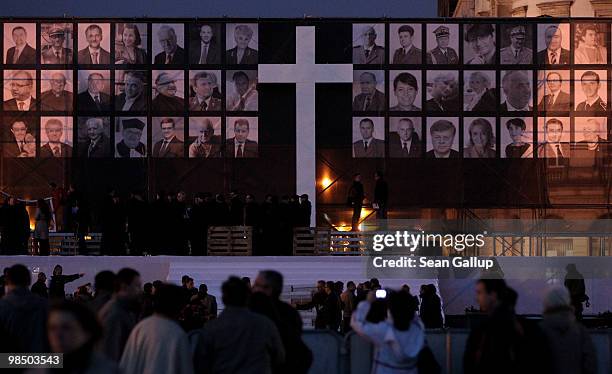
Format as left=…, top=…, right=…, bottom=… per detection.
left=321, top=177, right=333, bottom=189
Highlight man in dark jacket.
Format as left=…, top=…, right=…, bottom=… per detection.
left=347, top=174, right=365, bottom=231
left=374, top=171, right=388, bottom=219
left=31, top=272, right=48, bottom=298
left=0, top=264, right=49, bottom=353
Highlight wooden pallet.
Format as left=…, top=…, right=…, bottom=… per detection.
left=207, top=226, right=253, bottom=255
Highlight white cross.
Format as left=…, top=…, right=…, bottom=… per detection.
left=258, top=26, right=353, bottom=226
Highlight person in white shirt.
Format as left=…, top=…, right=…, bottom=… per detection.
left=538, top=72, right=570, bottom=112
left=538, top=118, right=569, bottom=165
left=6, top=26, right=36, bottom=64
left=77, top=24, right=110, bottom=64
left=501, top=70, right=532, bottom=112
left=4, top=70, right=37, bottom=111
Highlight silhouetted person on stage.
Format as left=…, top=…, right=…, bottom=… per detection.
left=101, top=192, right=126, bottom=256
left=0, top=197, right=30, bottom=255
left=564, top=263, right=589, bottom=321
left=190, top=193, right=208, bottom=256
left=298, top=194, right=312, bottom=227
left=373, top=171, right=388, bottom=220
left=347, top=174, right=365, bottom=231
left=126, top=191, right=148, bottom=255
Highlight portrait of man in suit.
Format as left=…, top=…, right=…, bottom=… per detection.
left=575, top=70, right=607, bottom=113
left=426, top=25, right=459, bottom=65
left=425, top=71, right=460, bottom=112
left=41, top=24, right=73, bottom=64
left=352, top=117, right=384, bottom=158
left=226, top=24, right=258, bottom=65
left=389, top=118, right=421, bottom=158
left=464, top=71, right=496, bottom=112
left=500, top=25, right=533, bottom=64
left=152, top=72, right=184, bottom=112
left=4, top=70, right=37, bottom=111
left=189, top=117, right=222, bottom=158
left=353, top=25, right=385, bottom=64
left=40, top=118, right=72, bottom=158
left=78, top=117, right=110, bottom=158
left=190, top=24, right=221, bottom=65
left=77, top=72, right=111, bottom=111
left=115, top=118, right=147, bottom=158
left=226, top=71, right=258, bottom=111
left=77, top=24, right=111, bottom=65
left=5, top=24, right=36, bottom=64
left=390, top=72, right=420, bottom=111
left=426, top=119, right=459, bottom=158
left=537, top=25, right=570, bottom=65
left=537, top=71, right=570, bottom=112
left=153, top=25, right=185, bottom=65
left=500, top=70, right=532, bottom=112
left=538, top=118, right=569, bottom=166
left=152, top=118, right=184, bottom=158
left=115, top=71, right=147, bottom=111
left=190, top=71, right=222, bottom=111
left=3, top=119, right=36, bottom=157
left=464, top=24, right=496, bottom=65
left=352, top=71, right=385, bottom=112
left=226, top=118, right=258, bottom=158
left=391, top=24, right=421, bottom=64
left=40, top=71, right=73, bottom=111
left=575, top=23, right=608, bottom=64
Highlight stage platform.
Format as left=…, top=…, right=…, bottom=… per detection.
left=2, top=256, right=612, bottom=316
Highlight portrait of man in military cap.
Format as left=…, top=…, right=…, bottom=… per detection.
left=426, top=24, right=459, bottom=65
left=463, top=23, right=496, bottom=65
left=499, top=25, right=533, bottom=64
left=574, top=70, right=607, bottom=113
left=115, top=117, right=147, bottom=158
left=352, top=24, right=385, bottom=64
left=41, top=23, right=73, bottom=64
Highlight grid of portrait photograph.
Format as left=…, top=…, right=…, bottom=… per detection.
left=0, top=21, right=260, bottom=159
left=350, top=21, right=612, bottom=164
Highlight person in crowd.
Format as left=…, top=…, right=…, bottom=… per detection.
left=192, top=276, right=285, bottom=373
left=181, top=275, right=198, bottom=299
left=0, top=267, right=8, bottom=298
left=120, top=283, right=193, bottom=374
left=42, top=301, right=120, bottom=374
left=296, top=280, right=327, bottom=328
left=0, top=264, right=49, bottom=353
left=88, top=270, right=116, bottom=313
left=195, top=284, right=218, bottom=322
left=564, top=263, right=589, bottom=321
left=139, top=282, right=155, bottom=320
left=98, top=268, right=142, bottom=362
left=49, top=265, right=84, bottom=300
left=319, top=281, right=341, bottom=332
left=74, top=283, right=94, bottom=304
left=540, top=286, right=597, bottom=374
left=351, top=289, right=424, bottom=374
left=31, top=272, right=48, bottom=298
left=341, top=281, right=357, bottom=333
left=419, top=284, right=444, bottom=328
left=33, top=198, right=52, bottom=256
left=254, top=270, right=313, bottom=374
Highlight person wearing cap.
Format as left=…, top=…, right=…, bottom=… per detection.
left=537, top=25, right=570, bottom=65
left=390, top=72, right=420, bottom=111
left=40, top=71, right=73, bottom=111
left=425, top=72, right=460, bottom=112
left=152, top=72, right=184, bottom=112
left=77, top=72, right=112, bottom=111
left=40, top=118, right=72, bottom=158
left=537, top=71, right=570, bottom=112
left=575, top=23, right=607, bottom=64
left=575, top=70, right=607, bottom=113
left=42, top=25, right=73, bottom=64
left=6, top=26, right=36, bottom=64
left=464, top=24, right=496, bottom=65
left=392, top=25, right=421, bottom=64
left=153, top=25, right=185, bottom=65
left=116, top=118, right=146, bottom=158
left=189, top=71, right=222, bottom=111
left=539, top=286, right=597, bottom=374
left=500, top=70, right=532, bottom=112
left=426, top=25, right=458, bottom=65
left=4, top=70, right=37, bottom=111
left=353, top=26, right=385, bottom=64
left=500, top=25, right=533, bottom=64
left=153, top=118, right=184, bottom=158
left=226, top=118, right=258, bottom=158
left=352, top=71, right=385, bottom=112
left=77, top=24, right=111, bottom=65
left=116, top=71, right=147, bottom=111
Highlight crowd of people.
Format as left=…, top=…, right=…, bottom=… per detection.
left=0, top=183, right=313, bottom=256
left=0, top=262, right=598, bottom=373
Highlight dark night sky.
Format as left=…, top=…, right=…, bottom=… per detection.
left=0, top=0, right=436, bottom=18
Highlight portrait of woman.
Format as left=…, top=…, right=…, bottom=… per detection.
left=504, top=117, right=533, bottom=158
left=115, top=23, right=148, bottom=65
left=464, top=118, right=496, bottom=158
